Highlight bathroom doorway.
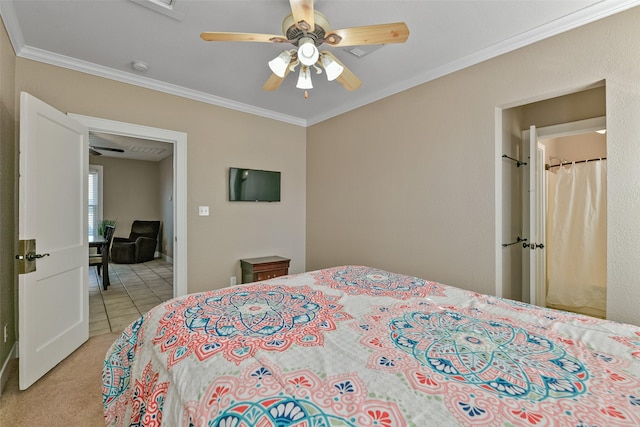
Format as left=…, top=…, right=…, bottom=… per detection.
left=498, top=84, right=607, bottom=318
left=538, top=121, right=607, bottom=318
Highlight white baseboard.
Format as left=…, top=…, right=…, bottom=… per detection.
left=155, top=251, right=173, bottom=263
left=0, top=343, right=17, bottom=397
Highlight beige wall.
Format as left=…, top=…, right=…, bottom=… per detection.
left=14, top=58, right=307, bottom=295
left=0, top=17, right=16, bottom=385
left=93, top=153, right=176, bottom=260
left=89, top=156, right=163, bottom=251
left=307, top=7, right=640, bottom=325
left=521, top=86, right=606, bottom=128
left=500, top=107, right=524, bottom=301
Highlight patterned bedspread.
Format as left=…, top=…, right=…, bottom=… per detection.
left=103, top=266, right=640, bottom=426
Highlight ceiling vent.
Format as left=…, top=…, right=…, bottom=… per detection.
left=129, top=145, right=168, bottom=155
left=343, top=45, right=383, bottom=59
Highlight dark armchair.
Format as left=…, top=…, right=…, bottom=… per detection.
left=111, top=220, right=160, bottom=264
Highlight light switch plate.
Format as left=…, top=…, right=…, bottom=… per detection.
left=198, top=206, right=209, bottom=216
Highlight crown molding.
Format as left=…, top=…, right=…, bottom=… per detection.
left=306, top=0, right=640, bottom=126
left=4, top=0, right=639, bottom=128
left=0, top=0, right=307, bottom=128
left=16, top=46, right=308, bottom=127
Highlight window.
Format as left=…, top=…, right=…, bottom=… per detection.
left=88, top=165, right=103, bottom=237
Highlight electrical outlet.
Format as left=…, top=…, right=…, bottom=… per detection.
left=3, top=324, right=7, bottom=343
left=230, top=276, right=237, bottom=286
left=198, top=206, right=210, bottom=216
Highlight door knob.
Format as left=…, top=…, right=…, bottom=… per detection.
left=16, top=252, right=50, bottom=262
left=16, top=239, right=48, bottom=274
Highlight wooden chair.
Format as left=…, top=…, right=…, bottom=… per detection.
left=89, top=224, right=115, bottom=279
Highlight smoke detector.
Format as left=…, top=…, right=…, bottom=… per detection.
left=132, top=61, right=149, bottom=72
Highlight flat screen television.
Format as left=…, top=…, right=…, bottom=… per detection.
left=229, top=167, right=281, bottom=202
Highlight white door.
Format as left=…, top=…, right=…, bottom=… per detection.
left=522, top=125, right=546, bottom=306
left=18, top=92, right=89, bottom=390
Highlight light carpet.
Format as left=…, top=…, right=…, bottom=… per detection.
left=0, top=332, right=119, bottom=426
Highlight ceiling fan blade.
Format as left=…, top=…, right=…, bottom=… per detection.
left=263, top=66, right=292, bottom=91
left=91, top=146, right=125, bottom=153
left=200, top=32, right=288, bottom=43
left=322, top=51, right=362, bottom=91
left=89, top=148, right=102, bottom=156
left=289, top=0, right=314, bottom=31
left=324, top=22, right=409, bottom=47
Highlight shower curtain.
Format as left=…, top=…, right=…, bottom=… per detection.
left=546, top=160, right=607, bottom=312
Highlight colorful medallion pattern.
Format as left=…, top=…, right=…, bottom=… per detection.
left=153, top=285, right=351, bottom=366
left=390, top=310, right=587, bottom=400
left=129, top=362, right=169, bottom=427
left=356, top=301, right=640, bottom=426
left=313, top=266, right=447, bottom=299
left=103, top=267, right=640, bottom=427
left=182, top=359, right=405, bottom=427
left=103, top=316, right=145, bottom=425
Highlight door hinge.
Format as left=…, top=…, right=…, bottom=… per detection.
left=524, top=242, right=545, bottom=250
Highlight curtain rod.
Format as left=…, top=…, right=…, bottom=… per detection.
left=545, top=157, right=606, bottom=170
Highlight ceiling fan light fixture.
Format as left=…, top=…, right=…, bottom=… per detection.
left=268, top=50, right=292, bottom=78
left=320, top=54, right=344, bottom=81
left=296, top=67, right=313, bottom=90
left=297, top=37, right=319, bottom=66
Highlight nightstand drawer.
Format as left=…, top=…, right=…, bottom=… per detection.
left=240, top=256, right=290, bottom=284
left=255, top=269, right=288, bottom=281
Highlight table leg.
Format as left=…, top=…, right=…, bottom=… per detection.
left=102, top=247, right=110, bottom=290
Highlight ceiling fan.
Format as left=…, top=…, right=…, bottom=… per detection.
left=89, top=146, right=125, bottom=156
left=200, top=0, right=409, bottom=96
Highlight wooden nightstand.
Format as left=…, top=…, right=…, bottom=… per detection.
left=240, top=256, right=291, bottom=284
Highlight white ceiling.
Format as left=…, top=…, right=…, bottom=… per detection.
left=2, top=0, right=639, bottom=131
left=89, top=131, right=173, bottom=161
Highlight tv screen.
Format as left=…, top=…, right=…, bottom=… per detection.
left=229, top=167, right=281, bottom=202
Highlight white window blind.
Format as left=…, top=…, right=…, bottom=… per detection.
left=88, top=166, right=103, bottom=237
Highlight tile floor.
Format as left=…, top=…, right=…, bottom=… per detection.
left=89, top=259, right=174, bottom=337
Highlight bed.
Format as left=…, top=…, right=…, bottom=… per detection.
left=103, top=265, right=640, bottom=426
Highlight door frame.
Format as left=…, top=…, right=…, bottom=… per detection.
left=68, top=114, right=188, bottom=298
left=520, top=127, right=547, bottom=306
left=533, top=116, right=606, bottom=141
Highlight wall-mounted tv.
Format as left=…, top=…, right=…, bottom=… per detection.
left=229, top=167, right=281, bottom=202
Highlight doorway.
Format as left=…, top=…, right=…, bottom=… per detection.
left=68, top=114, right=188, bottom=298
left=537, top=121, right=607, bottom=318
left=497, top=85, right=607, bottom=318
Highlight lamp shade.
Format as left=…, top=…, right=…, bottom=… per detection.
left=320, top=54, right=344, bottom=81
left=268, top=51, right=292, bottom=77
left=296, top=67, right=313, bottom=89
left=297, top=38, right=319, bottom=66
